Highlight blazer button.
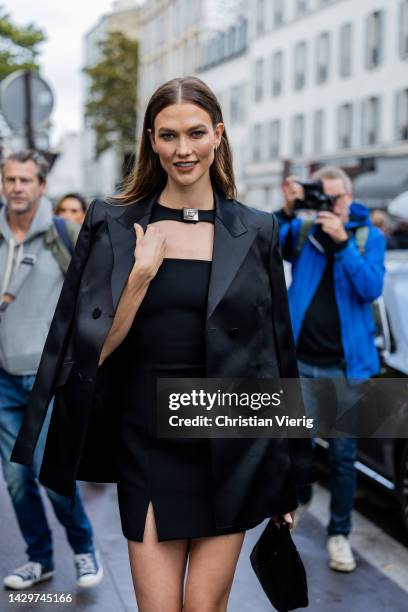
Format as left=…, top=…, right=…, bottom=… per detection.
left=92, top=307, right=102, bottom=319
left=228, top=327, right=239, bottom=338
left=77, top=371, right=84, bottom=382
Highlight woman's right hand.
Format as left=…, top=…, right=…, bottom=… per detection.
left=131, top=223, right=167, bottom=282
left=272, top=512, right=294, bottom=530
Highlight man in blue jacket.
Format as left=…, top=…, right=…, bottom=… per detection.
left=277, top=167, right=386, bottom=572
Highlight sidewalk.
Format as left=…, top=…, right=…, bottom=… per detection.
left=1, top=478, right=408, bottom=611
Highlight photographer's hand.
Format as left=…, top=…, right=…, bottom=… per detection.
left=315, top=211, right=348, bottom=244
left=282, top=178, right=304, bottom=215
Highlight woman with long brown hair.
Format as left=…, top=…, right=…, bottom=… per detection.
left=54, top=192, right=87, bottom=225
left=12, top=76, right=312, bottom=610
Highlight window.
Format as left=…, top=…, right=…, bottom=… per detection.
left=400, top=1, right=408, bottom=58
left=216, top=35, right=224, bottom=62
left=230, top=84, right=245, bottom=124
left=273, top=0, right=284, bottom=27
left=292, top=115, right=305, bottom=156
left=294, top=41, right=307, bottom=90
left=338, top=103, right=353, bottom=149
left=271, top=50, right=284, bottom=96
left=254, top=58, right=264, bottom=101
left=313, top=109, right=325, bottom=153
left=295, top=0, right=308, bottom=16
left=237, top=18, right=248, bottom=51
left=252, top=124, right=263, bottom=162
left=395, top=88, right=408, bottom=140
left=362, top=97, right=381, bottom=145
left=316, top=32, right=330, bottom=83
left=226, top=26, right=236, bottom=56
left=366, top=10, right=384, bottom=69
left=269, top=120, right=281, bottom=158
left=256, top=0, right=266, bottom=35
left=339, top=22, right=353, bottom=77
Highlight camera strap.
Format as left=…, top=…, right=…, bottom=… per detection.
left=294, top=221, right=369, bottom=258
left=294, top=220, right=314, bottom=258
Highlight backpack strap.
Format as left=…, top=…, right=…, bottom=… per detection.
left=354, top=226, right=369, bottom=256
left=294, top=221, right=370, bottom=258
left=293, top=219, right=315, bottom=259
left=43, top=217, right=80, bottom=275
left=53, top=216, right=73, bottom=254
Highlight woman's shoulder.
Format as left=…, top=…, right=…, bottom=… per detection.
left=86, top=197, right=126, bottom=226
left=232, top=198, right=276, bottom=230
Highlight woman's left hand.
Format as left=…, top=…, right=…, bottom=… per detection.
left=272, top=512, right=295, bottom=529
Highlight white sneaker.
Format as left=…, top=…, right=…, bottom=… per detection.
left=4, top=561, right=54, bottom=590
left=292, top=501, right=311, bottom=531
left=327, top=535, right=356, bottom=572
left=74, top=550, right=103, bottom=588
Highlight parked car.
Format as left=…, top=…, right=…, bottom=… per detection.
left=321, top=249, right=408, bottom=532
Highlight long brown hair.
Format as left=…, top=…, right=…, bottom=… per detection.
left=112, top=76, right=237, bottom=203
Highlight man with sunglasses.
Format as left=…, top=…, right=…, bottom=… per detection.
left=277, top=167, right=386, bottom=573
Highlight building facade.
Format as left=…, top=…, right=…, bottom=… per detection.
left=245, top=0, right=408, bottom=209
left=137, top=0, right=202, bottom=121
left=136, top=0, right=408, bottom=210
left=47, top=132, right=83, bottom=199
left=81, top=1, right=141, bottom=199
left=198, top=9, right=249, bottom=196
left=137, top=0, right=247, bottom=133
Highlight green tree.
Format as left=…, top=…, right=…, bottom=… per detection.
left=83, top=30, right=138, bottom=160
left=0, top=6, right=46, bottom=80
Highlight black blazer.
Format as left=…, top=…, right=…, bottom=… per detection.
left=11, top=190, right=313, bottom=529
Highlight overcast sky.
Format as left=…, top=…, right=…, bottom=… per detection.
left=5, top=0, right=116, bottom=145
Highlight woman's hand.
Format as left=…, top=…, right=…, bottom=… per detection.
left=272, top=512, right=294, bottom=529
left=131, top=223, right=166, bottom=283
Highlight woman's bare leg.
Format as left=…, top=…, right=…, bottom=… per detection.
left=127, top=502, right=189, bottom=612
left=183, top=532, right=245, bottom=612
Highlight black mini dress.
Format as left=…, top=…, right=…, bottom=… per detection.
left=116, top=202, right=260, bottom=541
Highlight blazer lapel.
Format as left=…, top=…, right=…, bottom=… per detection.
left=106, top=194, right=156, bottom=310
left=207, top=192, right=259, bottom=320
left=106, top=190, right=259, bottom=317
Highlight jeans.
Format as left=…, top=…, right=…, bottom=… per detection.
left=298, top=360, right=358, bottom=537
left=0, top=368, right=94, bottom=569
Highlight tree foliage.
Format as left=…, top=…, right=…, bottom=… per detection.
left=0, top=6, right=46, bottom=80
left=83, top=30, right=138, bottom=159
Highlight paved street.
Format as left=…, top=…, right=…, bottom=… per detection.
left=1, top=476, right=408, bottom=612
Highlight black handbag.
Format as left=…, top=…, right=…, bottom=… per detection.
left=250, top=519, right=309, bottom=611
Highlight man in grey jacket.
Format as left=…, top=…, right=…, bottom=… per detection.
left=0, top=151, right=103, bottom=589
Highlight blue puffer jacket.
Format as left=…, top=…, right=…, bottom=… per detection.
left=278, top=203, right=386, bottom=379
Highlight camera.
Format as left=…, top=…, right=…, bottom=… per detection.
left=294, top=179, right=335, bottom=212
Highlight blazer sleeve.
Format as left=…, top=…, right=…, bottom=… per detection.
left=10, top=200, right=96, bottom=466
left=268, top=213, right=314, bottom=487
left=268, top=213, right=298, bottom=377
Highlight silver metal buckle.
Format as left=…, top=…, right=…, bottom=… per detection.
left=182, top=208, right=199, bottom=222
